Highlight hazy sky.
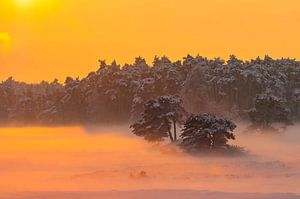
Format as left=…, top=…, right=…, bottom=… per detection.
left=0, top=0, right=299, bottom=82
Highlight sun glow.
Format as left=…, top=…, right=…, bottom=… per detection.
left=16, top=0, right=33, bottom=6
left=0, top=0, right=300, bottom=82
left=0, top=32, right=11, bottom=51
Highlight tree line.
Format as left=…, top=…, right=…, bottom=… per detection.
left=0, top=55, right=299, bottom=125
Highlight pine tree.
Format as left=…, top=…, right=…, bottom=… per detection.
left=248, top=94, right=292, bottom=132
left=180, top=113, right=236, bottom=152
left=130, top=95, right=187, bottom=142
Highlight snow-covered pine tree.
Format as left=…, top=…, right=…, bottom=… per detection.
left=248, top=94, right=292, bottom=132
left=0, top=55, right=299, bottom=125
left=180, top=113, right=236, bottom=152
left=130, top=95, right=187, bottom=142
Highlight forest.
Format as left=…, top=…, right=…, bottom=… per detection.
left=0, top=55, right=299, bottom=126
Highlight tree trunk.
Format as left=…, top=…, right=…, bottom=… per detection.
left=209, top=133, right=215, bottom=150
left=168, top=130, right=174, bottom=142
left=173, top=119, right=177, bottom=141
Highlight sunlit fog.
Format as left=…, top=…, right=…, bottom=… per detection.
left=0, top=125, right=299, bottom=197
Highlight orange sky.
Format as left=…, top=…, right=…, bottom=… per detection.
left=0, top=0, right=300, bottom=83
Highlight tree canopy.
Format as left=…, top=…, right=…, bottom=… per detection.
left=0, top=55, right=299, bottom=125
left=130, top=95, right=187, bottom=142
left=180, top=113, right=236, bottom=152
left=248, top=94, right=292, bottom=132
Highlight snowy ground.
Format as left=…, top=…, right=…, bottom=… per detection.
left=0, top=125, right=299, bottom=198
left=1, top=190, right=299, bottom=199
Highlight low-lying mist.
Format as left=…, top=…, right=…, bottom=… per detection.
left=0, top=124, right=299, bottom=194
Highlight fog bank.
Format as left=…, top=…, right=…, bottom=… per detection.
left=0, top=125, right=299, bottom=195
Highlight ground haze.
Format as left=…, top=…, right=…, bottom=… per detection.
left=0, top=125, right=299, bottom=198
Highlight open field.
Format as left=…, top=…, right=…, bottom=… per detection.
left=0, top=125, right=299, bottom=198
